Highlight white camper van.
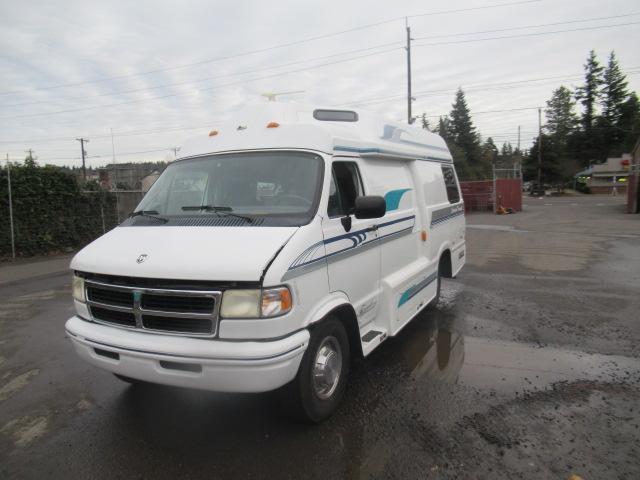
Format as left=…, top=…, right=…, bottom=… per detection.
left=65, top=103, right=465, bottom=421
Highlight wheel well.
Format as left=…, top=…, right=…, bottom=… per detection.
left=315, top=304, right=363, bottom=359
left=440, top=249, right=453, bottom=278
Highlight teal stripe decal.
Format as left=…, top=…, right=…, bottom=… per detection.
left=398, top=271, right=438, bottom=307
left=384, top=188, right=412, bottom=211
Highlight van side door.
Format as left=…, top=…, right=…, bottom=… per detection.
left=321, top=160, right=381, bottom=329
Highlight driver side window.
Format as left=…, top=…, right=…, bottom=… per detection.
left=328, top=162, right=364, bottom=218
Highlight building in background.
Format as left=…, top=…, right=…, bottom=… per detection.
left=140, top=171, right=161, bottom=192
left=100, top=162, right=167, bottom=191
left=574, top=154, right=631, bottom=195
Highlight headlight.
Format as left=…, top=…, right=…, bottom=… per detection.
left=261, top=286, right=292, bottom=317
left=220, top=287, right=292, bottom=318
left=72, top=275, right=85, bottom=303
left=220, top=290, right=261, bottom=318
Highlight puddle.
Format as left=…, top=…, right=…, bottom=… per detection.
left=384, top=313, right=640, bottom=396
left=460, top=337, right=640, bottom=393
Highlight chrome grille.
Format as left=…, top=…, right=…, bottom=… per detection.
left=85, top=280, right=222, bottom=337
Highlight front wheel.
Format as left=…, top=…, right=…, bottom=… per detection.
left=283, top=317, right=350, bottom=422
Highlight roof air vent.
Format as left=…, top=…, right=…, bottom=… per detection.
left=313, top=109, right=359, bottom=122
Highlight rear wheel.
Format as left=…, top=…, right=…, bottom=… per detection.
left=284, top=317, right=350, bottom=422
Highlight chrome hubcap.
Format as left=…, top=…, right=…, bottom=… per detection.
left=312, top=336, right=342, bottom=399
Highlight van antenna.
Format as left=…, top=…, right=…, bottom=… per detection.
left=261, top=90, right=306, bottom=102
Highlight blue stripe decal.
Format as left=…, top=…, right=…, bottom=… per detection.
left=384, top=189, right=412, bottom=211
left=334, top=146, right=452, bottom=163
left=288, top=215, right=415, bottom=271
left=398, top=271, right=438, bottom=307
left=430, top=210, right=464, bottom=227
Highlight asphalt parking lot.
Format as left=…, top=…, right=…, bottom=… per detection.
left=1, top=195, right=639, bottom=479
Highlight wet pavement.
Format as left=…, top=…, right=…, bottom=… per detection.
left=1, top=195, right=640, bottom=479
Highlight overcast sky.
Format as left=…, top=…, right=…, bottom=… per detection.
left=1, top=0, right=639, bottom=168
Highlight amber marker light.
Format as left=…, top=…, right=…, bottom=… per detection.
left=208, top=130, right=219, bottom=137
left=421, top=231, right=428, bottom=242
left=266, top=122, right=280, bottom=128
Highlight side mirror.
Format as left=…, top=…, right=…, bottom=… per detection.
left=354, top=195, right=386, bottom=219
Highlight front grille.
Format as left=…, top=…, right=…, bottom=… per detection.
left=84, top=281, right=221, bottom=337
left=143, top=315, right=213, bottom=334
left=90, top=306, right=136, bottom=327
left=87, top=287, right=133, bottom=308
left=141, top=294, right=214, bottom=313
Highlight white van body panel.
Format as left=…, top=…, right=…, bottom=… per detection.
left=65, top=103, right=465, bottom=393
left=71, top=225, right=297, bottom=282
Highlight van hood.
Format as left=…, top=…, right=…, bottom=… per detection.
left=71, top=226, right=298, bottom=282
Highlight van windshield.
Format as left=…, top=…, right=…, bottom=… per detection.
left=132, top=151, right=324, bottom=227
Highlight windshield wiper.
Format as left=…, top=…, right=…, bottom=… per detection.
left=129, top=210, right=168, bottom=223
left=181, top=205, right=253, bottom=223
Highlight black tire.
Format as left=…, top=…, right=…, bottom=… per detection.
left=113, top=373, right=145, bottom=385
left=283, top=317, right=350, bottom=423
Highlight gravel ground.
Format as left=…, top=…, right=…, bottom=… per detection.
left=0, top=194, right=639, bottom=479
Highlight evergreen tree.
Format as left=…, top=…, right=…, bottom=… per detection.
left=481, top=137, right=498, bottom=170
left=450, top=88, right=478, bottom=149
left=601, top=51, right=629, bottom=126
left=599, top=51, right=630, bottom=155
left=575, top=50, right=604, bottom=133
left=436, top=116, right=453, bottom=141
left=420, top=113, right=432, bottom=131
left=449, top=88, right=485, bottom=178
left=545, top=86, right=578, bottom=146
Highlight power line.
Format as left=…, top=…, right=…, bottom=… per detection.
left=6, top=9, right=629, bottom=110
left=414, top=21, right=640, bottom=48
left=2, top=40, right=403, bottom=109
left=0, top=0, right=539, bottom=96
left=7, top=19, right=637, bottom=121
left=2, top=47, right=402, bottom=120
left=342, top=69, right=640, bottom=107
left=414, top=11, right=640, bottom=41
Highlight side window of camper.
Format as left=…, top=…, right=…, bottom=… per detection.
left=441, top=165, right=461, bottom=204
left=328, top=162, right=364, bottom=218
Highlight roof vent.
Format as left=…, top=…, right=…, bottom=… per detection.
left=313, top=109, right=359, bottom=122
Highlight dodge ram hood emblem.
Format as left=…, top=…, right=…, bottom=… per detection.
left=136, top=254, right=148, bottom=264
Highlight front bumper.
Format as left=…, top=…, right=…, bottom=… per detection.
left=65, top=316, right=309, bottom=393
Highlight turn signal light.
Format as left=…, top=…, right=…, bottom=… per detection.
left=208, top=130, right=219, bottom=137
left=266, top=122, right=280, bottom=128
left=421, top=230, right=428, bottom=242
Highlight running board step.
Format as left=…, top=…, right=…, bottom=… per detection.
left=361, top=330, right=385, bottom=343
left=360, top=328, right=388, bottom=356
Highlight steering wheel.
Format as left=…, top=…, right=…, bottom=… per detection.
left=273, top=194, right=312, bottom=206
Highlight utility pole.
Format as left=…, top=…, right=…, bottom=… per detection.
left=6, top=154, right=16, bottom=260
left=170, top=147, right=180, bottom=159
left=537, top=108, right=542, bottom=189
left=515, top=125, right=521, bottom=178
left=76, top=138, right=89, bottom=181
left=405, top=18, right=414, bottom=125
left=25, top=148, right=35, bottom=162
